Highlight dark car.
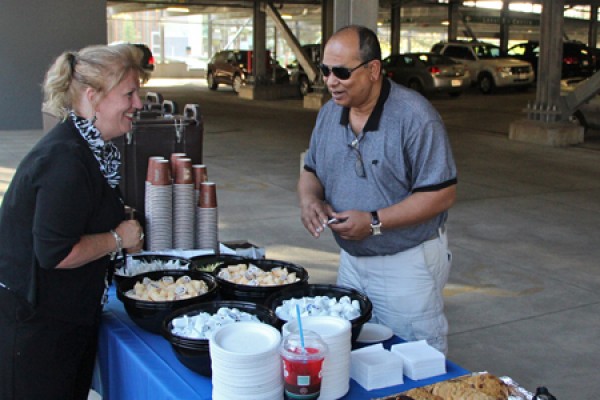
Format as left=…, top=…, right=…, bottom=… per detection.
left=206, top=50, right=289, bottom=93
left=507, top=40, right=595, bottom=79
left=111, top=43, right=155, bottom=72
left=382, top=52, right=470, bottom=97
left=133, top=44, right=155, bottom=72
left=286, top=44, right=321, bottom=96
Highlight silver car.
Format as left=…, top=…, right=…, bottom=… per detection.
left=382, top=53, right=470, bottom=97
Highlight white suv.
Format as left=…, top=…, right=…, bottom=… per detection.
left=431, top=41, right=534, bottom=94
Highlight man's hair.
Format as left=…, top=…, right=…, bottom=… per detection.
left=335, top=25, right=382, bottom=62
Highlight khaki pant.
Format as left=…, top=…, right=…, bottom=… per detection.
left=337, top=229, right=451, bottom=354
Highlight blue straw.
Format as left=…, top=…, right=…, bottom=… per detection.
left=295, top=304, right=306, bottom=353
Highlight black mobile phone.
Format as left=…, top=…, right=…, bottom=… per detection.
left=327, top=217, right=348, bottom=225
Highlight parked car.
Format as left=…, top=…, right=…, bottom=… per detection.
left=110, top=42, right=155, bottom=72
left=206, top=50, right=289, bottom=93
left=507, top=40, right=596, bottom=80
left=382, top=52, right=470, bottom=97
left=431, top=40, right=534, bottom=94
left=133, top=44, right=155, bottom=72
left=286, top=44, right=321, bottom=96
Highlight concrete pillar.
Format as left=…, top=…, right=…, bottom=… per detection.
left=390, top=1, right=401, bottom=54
left=322, top=0, right=334, bottom=44
left=252, top=1, right=267, bottom=82
left=535, top=0, right=564, bottom=118
left=589, top=6, right=598, bottom=49
left=333, top=0, right=378, bottom=32
left=499, top=1, right=510, bottom=52
left=207, top=15, right=213, bottom=58
left=509, top=0, right=583, bottom=146
left=447, top=0, right=460, bottom=41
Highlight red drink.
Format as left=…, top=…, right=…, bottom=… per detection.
left=280, top=331, right=328, bottom=400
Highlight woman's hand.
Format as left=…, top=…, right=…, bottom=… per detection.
left=115, top=220, right=144, bottom=253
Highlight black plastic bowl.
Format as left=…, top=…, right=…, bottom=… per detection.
left=161, top=300, right=280, bottom=376
left=212, top=259, right=309, bottom=304
left=112, top=254, right=192, bottom=286
left=116, top=269, right=218, bottom=334
left=265, top=283, right=373, bottom=344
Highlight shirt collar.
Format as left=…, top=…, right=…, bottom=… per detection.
left=339, top=78, right=391, bottom=132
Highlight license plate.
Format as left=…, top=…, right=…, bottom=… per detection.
left=451, top=79, right=461, bottom=87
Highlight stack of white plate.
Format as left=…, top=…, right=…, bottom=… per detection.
left=210, top=322, right=283, bottom=400
left=283, top=316, right=352, bottom=400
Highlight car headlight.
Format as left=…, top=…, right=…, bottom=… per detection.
left=496, top=66, right=512, bottom=74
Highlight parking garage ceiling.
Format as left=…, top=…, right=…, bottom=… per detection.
left=107, top=0, right=600, bottom=12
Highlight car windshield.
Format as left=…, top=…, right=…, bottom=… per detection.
left=234, top=52, right=245, bottom=64
left=473, top=44, right=502, bottom=59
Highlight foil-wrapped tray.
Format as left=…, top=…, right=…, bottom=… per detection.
left=372, top=372, right=534, bottom=400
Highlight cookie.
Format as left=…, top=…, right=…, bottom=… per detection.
left=463, top=373, right=509, bottom=399
left=403, top=387, right=444, bottom=400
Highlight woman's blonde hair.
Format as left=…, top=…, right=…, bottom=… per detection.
left=42, top=43, right=150, bottom=119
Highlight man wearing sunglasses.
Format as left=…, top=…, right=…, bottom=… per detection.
left=298, top=25, right=457, bottom=354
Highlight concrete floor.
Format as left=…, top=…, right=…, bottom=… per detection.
left=2, top=80, right=600, bottom=399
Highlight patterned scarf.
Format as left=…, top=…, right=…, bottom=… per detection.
left=70, top=111, right=121, bottom=189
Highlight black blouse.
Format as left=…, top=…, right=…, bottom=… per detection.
left=0, top=119, right=124, bottom=325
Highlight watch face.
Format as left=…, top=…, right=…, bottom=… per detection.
left=371, top=223, right=382, bottom=235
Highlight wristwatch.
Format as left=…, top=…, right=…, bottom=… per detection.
left=370, top=211, right=382, bottom=236
left=110, top=229, right=123, bottom=260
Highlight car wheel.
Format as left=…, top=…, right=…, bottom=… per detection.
left=478, top=73, right=495, bottom=94
left=207, top=72, right=218, bottom=91
left=299, top=76, right=311, bottom=96
left=407, top=79, right=424, bottom=94
left=232, top=75, right=243, bottom=93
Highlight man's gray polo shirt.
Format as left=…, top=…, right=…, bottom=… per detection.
left=304, top=78, right=457, bottom=257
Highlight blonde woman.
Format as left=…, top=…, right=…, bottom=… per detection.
left=0, top=43, right=148, bottom=399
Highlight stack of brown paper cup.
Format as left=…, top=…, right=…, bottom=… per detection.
left=196, top=181, right=218, bottom=252
left=192, top=164, right=208, bottom=247
left=193, top=164, right=208, bottom=188
left=170, top=153, right=187, bottom=180
left=145, top=158, right=173, bottom=251
left=173, top=157, right=195, bottom=249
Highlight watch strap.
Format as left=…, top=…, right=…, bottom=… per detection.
left=370, top=210, right=382, bottom=235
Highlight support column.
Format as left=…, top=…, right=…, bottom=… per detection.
left=447, top=0, right=460, bottom=41
left=333, top=0, right=378, bottom=32
left=322, top=0, right=334, bottom=44
left=239, top=1, right=303, bottom=100
left=499, top=0, right=509, bottom=52
left=252, top=1, right=267, bottom=82
left=534, top=0, right=564, bottom=121
left=390, top=0, right=401, bottom=54
left=509, top=0, right=583, bottom=146
left=589, top=6, right=598, bottom=49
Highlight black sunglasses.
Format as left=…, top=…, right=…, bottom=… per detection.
left=349, top=139, right=366, bottom=178
left=320, top=59, right=372, bottom=80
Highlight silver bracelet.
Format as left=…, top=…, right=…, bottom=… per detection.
left=110, top=229, right=123, bottom=254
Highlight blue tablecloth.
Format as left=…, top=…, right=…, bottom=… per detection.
left=96, top=291, right=469, bottom=400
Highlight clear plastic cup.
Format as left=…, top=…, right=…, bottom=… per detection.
left=280, top=330, right=328, bottom=400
